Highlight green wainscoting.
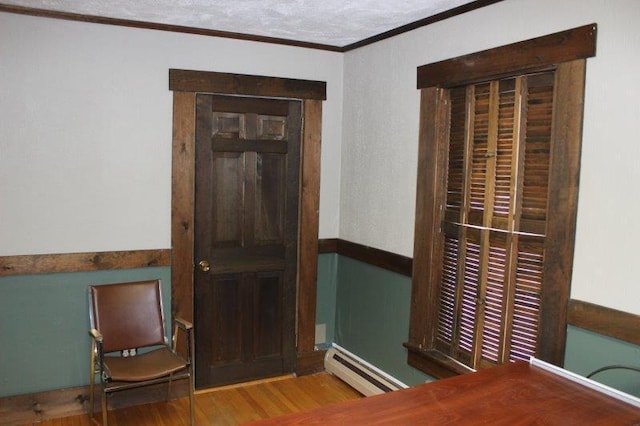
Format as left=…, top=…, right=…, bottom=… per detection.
left=565, top=325, right=640, bottom=397
left=326, top=253, right=640, bottom=394
left=333, top=256, right=433, bottom=386
left=316, top=253, right=338, bottom=346
left=0, top=267, right=171, bottom=398
left=3, top=253, right=638, bottom=399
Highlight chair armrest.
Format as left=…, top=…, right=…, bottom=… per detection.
left=89, top=328, right=103, bottom=342
left=172, top=317, right=193, bottom=356
left=174, top=317, right=193, bottom=330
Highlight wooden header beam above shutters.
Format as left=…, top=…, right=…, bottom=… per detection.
left=417, top=23, right=597, bottom=88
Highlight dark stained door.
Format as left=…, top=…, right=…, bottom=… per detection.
left=194, top=94, right=301, bottom=388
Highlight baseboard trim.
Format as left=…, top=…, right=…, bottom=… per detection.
left=1, top=356, right=327, bottom=425
left=0, top=385, right=88, bottom=425
left=297, top=350, right=328, bottom=376
left=0, top=379, right=189, bottom=425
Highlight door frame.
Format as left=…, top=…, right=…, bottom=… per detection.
left=169, top=69, right=326, bottom=373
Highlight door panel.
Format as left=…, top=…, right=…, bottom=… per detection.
left=210, top=274, right=243, bottom=365
left=255, top=154, right=285, bottom=244
left=212, top=153, right=244, bottom=247
left=194, top=94, right=301, bottom=388
left=253, top=272, right=283, bottom=359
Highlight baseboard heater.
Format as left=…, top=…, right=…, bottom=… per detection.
left=324, top=344, right=408, bottom=396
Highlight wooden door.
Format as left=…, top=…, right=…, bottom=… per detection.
left=193, top=94, right=301, bottom=388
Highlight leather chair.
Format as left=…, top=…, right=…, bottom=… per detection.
left=88, top=280, right=194, bottom=425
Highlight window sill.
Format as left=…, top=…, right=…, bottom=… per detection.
left=404, top=342, right=475, bottom=379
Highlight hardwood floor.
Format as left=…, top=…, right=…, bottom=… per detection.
left=17, top=373, right=362, bottom=426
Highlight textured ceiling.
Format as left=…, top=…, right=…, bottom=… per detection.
left=1, top=0, right=478, bottom=47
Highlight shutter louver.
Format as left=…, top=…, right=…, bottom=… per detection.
left=481, top=235, right=507, bottom=364
left=446, top=87, right=468, bottom=212
left=437, top=236, right=459, bottom=346
left=510, top=237, right=544, bottom=361
left=522, top=73, right=553, bottom=226
left=493, top=78, right=517, bottom=223
left=469, top=83, right=490, bottom=222
left=459, top=239, right=480, bottom=357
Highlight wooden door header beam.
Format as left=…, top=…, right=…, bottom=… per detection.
left=169, top=69, right=326, bottom=100
left=417, top=23, right=597, bottom=88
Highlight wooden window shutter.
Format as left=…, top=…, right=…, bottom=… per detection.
left=406, top=24, right=596, bottom=378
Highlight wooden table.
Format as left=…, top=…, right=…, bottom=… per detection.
left=246, top=360, right=640, bottom=425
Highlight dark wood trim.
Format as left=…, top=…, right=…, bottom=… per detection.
left=297, top=99, right=323, bottom=357
left=406, top=87, right=449, bottom=353
left=0, top=4, right=342, bottom=52
left=169, top=70, right=327, bottom=101
left=318, top=238, right=339, bottom=254
left=296, top=350, right=327, bottom=376
left=405, top=346, right=471, bottom=379
left=343, top=0, right=505, bottom=51
left=417, top=23, right=597, bottom=88
left=171, top=91, right=196, bottom=325
left=537, top=59, right=586, bottom=365
left=0, top=249, right=170, bottom=276
left=568, top=300, right=640, bottom=347
left=0, top=384, right=91, bottom=425
left=1, top=2, right=502, bottom=53
left=0, top=379, right=189, bottom=425
left=339, top=240, right=413, bottom=277
left=170, top=71, right=325, bottom=377
left=318, top=238, right=412, bottom=277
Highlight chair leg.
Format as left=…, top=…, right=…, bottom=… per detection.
left=89, top=345, right=96, bottom=421
left=167, top=373, right=174, bottom=400
left=188, top=375, right=195, bottom=426
left=101, top=387, right=108, bottom=425
left=88, top=380, right=95, bottom=422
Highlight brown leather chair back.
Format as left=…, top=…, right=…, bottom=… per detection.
left=89, top=280, right=166, bottom=353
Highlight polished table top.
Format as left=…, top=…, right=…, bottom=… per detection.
left=246, top=360, right=640, bottom=425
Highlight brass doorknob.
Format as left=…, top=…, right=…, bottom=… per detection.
left=198, top=260, right=211, bottom=272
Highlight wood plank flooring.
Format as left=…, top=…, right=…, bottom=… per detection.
left=16, top=373, right=362, bottom=426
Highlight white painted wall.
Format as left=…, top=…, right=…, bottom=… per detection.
left=0, top=12, right=343, bottom=255
left=340, top=0, right=640, bottom=314
left=2, top=0, right=639, bottom=315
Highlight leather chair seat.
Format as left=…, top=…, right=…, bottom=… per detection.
left=104, top=347, right=188, bottom=382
